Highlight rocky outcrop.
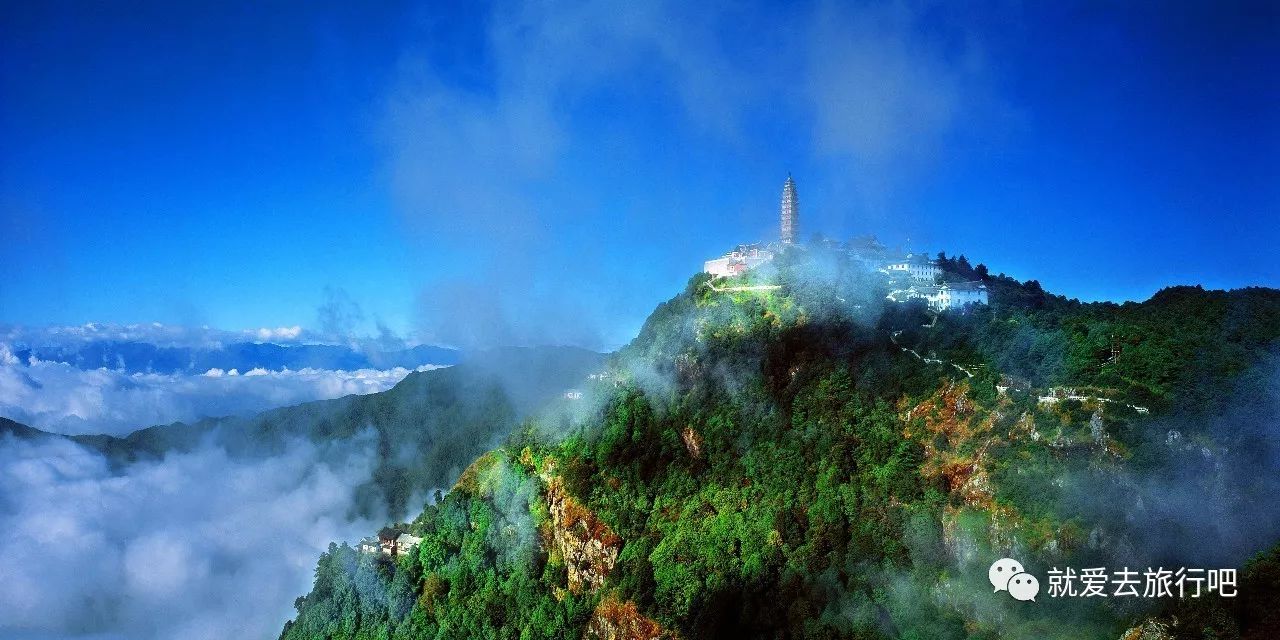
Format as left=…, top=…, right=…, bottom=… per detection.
left=680, top=426, right=703, bottom=459
left=584, top=597, right=671, bottom=640
left=1119, top=618, right=1176, bottom=640
left=540, top=461, right=621, bottom=594
left=904, top=381, right=999, bottom=510
left=532, top=458, right=665, bottom=638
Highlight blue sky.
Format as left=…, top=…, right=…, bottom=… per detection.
left=2, top=0, right=1276, bottom=349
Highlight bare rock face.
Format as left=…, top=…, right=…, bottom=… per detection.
left=534, top=459, right=667, bottom=639
left=1090, top=411, right=1107, bottom=444
left=583, top=598, right=670, bottom=640
left=544, top=474, right=621, bottom=594
left=905, top=380, right=1002, bottom=511
left=1119, top=618, right=1176, bottom=640
left=680, top=426, right=703, bottom=459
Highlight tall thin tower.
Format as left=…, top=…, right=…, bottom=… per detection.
left=780, top=174, right=799, bottom=244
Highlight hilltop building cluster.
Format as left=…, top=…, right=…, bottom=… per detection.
left=703, top=244, right=775, bottom=279
left=358, top=529, right=423, bottom=558
left=703, top=176, right=987, bottom=311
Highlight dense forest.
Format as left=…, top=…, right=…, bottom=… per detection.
left=280, top=246, right=1280, bottom=639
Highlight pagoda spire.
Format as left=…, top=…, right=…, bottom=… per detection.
left=780, top=173, right=799, bottom=244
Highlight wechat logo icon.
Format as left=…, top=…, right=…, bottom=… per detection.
left=989, top=557, right=1039, bottom=602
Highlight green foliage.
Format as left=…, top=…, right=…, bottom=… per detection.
left=281, top=254, right=1280, bottom=639
left=282, top=452, right=597, bottom=640
left=1131, top=542, right=1280, bottom=640
left=931, top=258, right=1280, bottom=415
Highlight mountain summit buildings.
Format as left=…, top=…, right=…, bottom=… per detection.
left=703, top=175, right=988, bottom=311
left=703, top=175, right=799, bottom=278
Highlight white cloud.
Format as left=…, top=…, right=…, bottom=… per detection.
left=1, top=322, right=242, bottom=350
left=798, top=0, right=1001, bottom=219
left=255, top=325, right=304, bottom=341
left=383, top=0, right=1001, bottom=349
left=0, top=431, right=381, bottom=640
left=807, top=2, right=965, bottom=162
left=0, top=360, right=443, bottom=436
left=0, top=322, right=334, bottom=350
left=383, top=0, right=755, bottom=246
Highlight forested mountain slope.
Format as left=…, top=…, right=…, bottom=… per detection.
left=281, top=248, right=1280, bottom=639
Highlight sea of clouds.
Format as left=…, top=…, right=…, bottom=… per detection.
left=0, top=349, right=438, bottom=436
left=0, top=320, right=442, bottom=639
left=0, top=429, right=383, bottom=639
left=0, top=322, right=309, bottom=348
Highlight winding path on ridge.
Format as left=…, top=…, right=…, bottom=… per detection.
left=703, top=279, right=783, bottom=293
left=889, top=328, right=976, bottom=378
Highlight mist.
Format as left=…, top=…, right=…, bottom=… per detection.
left=585, top=253, right=1280, bottom=637
left=378, top=0, right=993, bottom=352
left=0, top=356, right=438, bottom=436
left=1056, top=350, right=1280, bottom=569
left=0, top=429, right=384, bottom=640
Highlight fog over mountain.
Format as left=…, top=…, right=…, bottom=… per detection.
left=0, top=428, right=382, bottom=640
left=0, top=346, right=603, bottom=639
left=0, top=358, right=441, bottom=436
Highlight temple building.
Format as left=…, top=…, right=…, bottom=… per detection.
left=881, top=253, right=941, bottom=283
left=704, top=243, right=775, bottom=278
left=886, top=281, right=989, bottom=311
left=703, top=175, right=800, bottom=277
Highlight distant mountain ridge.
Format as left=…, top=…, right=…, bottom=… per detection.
left=0, top=416, right=49, bottom=440
left=3, top=340, right=460, bottom=374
